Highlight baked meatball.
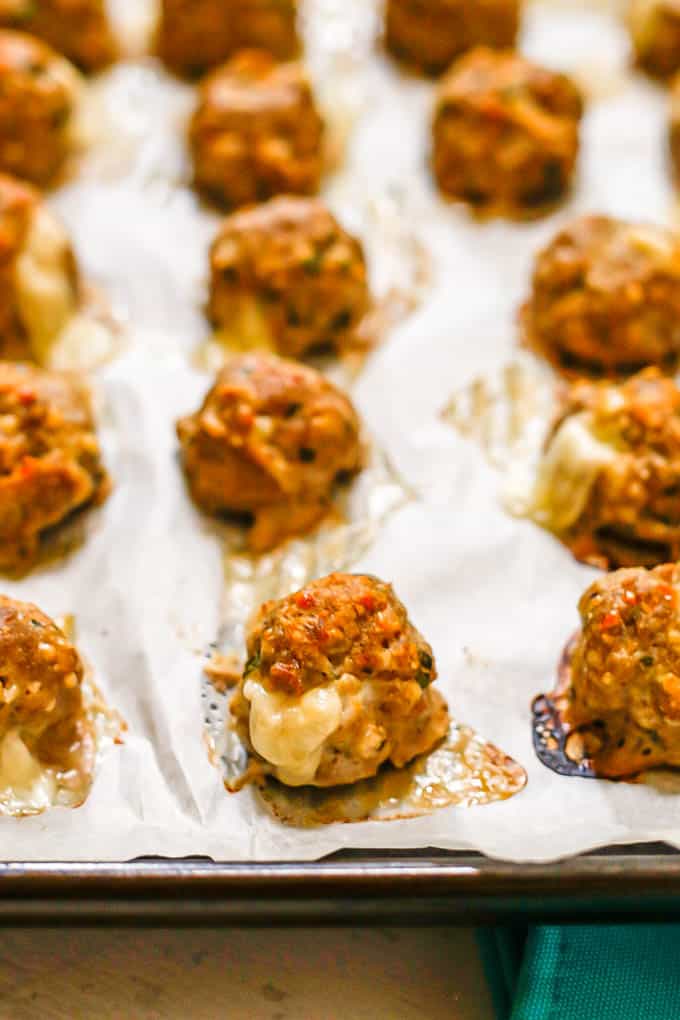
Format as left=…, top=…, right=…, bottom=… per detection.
left=385, top=0, right=521, bottom=76
left=522, top=215, right=680, bottom=375
left=0, top=361, right=108, bottom=571
left=208, top=197, right=370, bottom=359
left=628, top=0, right=680, bottom=78
left=0, top=173, right=79, bottom=362
left=189, top=50, right=324, bottom=209
left=0, top=595, right=93, bottom=792
left=231, top=573, right=450, bottom=787
left=0, top=30, right=80, bottom=186
left=562, top=563, right=680, bottom=777
left=532, top=369, right=680, bottom=568
left=176, top=353, right=363, bottom=552
left=156, top=0, right=299, bottom=77
left=0, top=0, right=116, bottom=72
left=432, top=48, right=582, bottom=216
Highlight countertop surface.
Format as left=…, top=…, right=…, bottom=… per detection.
left=0, top=926, right=493, bottom=1019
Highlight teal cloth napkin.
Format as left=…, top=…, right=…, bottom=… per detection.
left=479, top=925, right=680, bottom=1020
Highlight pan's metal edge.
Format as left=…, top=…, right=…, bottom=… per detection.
left=0, top=846, right=679, bottom=924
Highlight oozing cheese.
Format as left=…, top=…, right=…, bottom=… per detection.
left=530, top=412, right=617, bottom=532
left=15, top=205, right=78, bottom=363
left=243, top=677, right=342, bottom=786
left=0, top=730, right=56, bottom=814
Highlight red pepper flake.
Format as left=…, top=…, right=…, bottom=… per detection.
left=658, top=584, right=676, bottom=603
left=600, top=612, right=620, bottom=631
left=270, top=662, right=302, bottom=695
left=622, top=590, right=638, bottom=606
left=18, top=457, right=36, bottom=479
left=16, top=388, right=36, bottom=406
left=295, top=591, right=315, bottom=610
left=359, top=594, right=377, bottom=612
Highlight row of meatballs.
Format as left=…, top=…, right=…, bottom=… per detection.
left=5, top=0, right=680, bottom=78
left=2, top=1, right=680, bottom=219
left=5, top=156, right=680, bottom=572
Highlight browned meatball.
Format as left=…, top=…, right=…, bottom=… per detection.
left=561, top=563, right=680, bottom=777
left=0, top=30, right=80, bottom=186
left=628, top=0, right=680, bottom=78
left=0, top=361, right=108, bottom=572
left=0, top=173, right=79, bottom=362
left=522, top=215, right=680, bottom=375
left=0, top=595, right=93, bottom=786
left=532, top=369, right=680, bottom=568
left=432, top=48, right=582, bottom=216
left=156, top=0, right=299, bottom=78
left=0, top=0, right=117, bottom=71
left=231, top=573, right=450, bottom=787
left=208, top=197, right=370, bottom=359
left=385, top=0, right=521, bottom=76
left=176, top=353, right=363, bottom=551
left=189, top=50, right=324, bottom=209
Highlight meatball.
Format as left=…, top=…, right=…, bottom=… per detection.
left=0, top=30, right=80, bottom=186
left=156, top=0, right=299, bottom=77
left=563, top=563, right=680, bottom=777
left=0, top=0, right=117, bottom=72
left=0, top=596, right=93, bottom=789
left=231, top=573, right=450, bottom=787
left=628, top=0, right=680, bottom=78
left=189, top=50, right=324, bottom=209
left=0, top=361, right=108, bottom=572
left=522, top=215, right=680, bottom=375
left=432, top=48, right=582, bottom=216
left=532, top=369, right=680, bottom=568
left=0, top=173, right=79, bottom=362
left=385, top=0, right=521, bottom=76
left=176, top=353, right=363, bottom=552
left=208, top=197, right=370, bottom=359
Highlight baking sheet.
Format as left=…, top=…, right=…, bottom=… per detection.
left=2, top=0, right=678, bottom=863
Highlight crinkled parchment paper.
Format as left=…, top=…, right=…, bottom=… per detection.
left=2, top=0, right=678, bottom=862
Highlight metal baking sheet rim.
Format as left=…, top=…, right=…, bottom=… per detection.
left=2, top=847, right=680, bottom=923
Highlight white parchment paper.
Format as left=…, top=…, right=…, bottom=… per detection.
left=1, top=0, right=677, bottom=862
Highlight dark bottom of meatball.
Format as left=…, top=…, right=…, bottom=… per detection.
left=255, top=724, right=526, bottom=826
left=533, top=633, right=671, bottom=780
left=450, top=162, right=571, bottom=221
left=0, top=485, right=109, bottom=577
left=587, top=527, right=680, bottom=570
left=520, top=307, right=680, bottom=379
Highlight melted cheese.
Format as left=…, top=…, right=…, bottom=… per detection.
left=243, top=678, right=342, bottom=787
left=0, top=730, right=56, bottom=815
left=14, top=205, right=78, bottom=363
left=530, top=412, right=617, bottom=532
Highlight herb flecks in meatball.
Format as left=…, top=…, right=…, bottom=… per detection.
left=176, top=353, right=363, bottom=552
left=522, top=215, right=680, bottom=376
left=386, top=0, right=521, bottom=76
left=0, top=0, right=117, bottom=71
left=565, top=563, right=680, bottom=777
left=0, top=29, right=80, bottom=186
left=231, top=573, right=450, bottom=787
left=629, top=0, right=680, bottom=78
left=189, top=50, right=323, bottom=209
left=0, top=595, right=93, bottom=794
left=532, top=369, right=680, bottom=568
left=432, top=48, right=582, bottom=217
left=157, top=0, right=299, bottom=77
left=209, top=197, right=370, bottom=359
left=0, top=173, right=79, bottom=362
left=0, top=361, right=109, bottom=572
